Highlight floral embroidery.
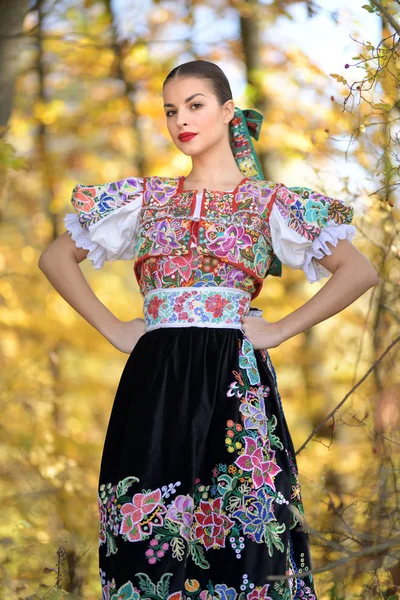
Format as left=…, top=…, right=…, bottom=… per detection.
left=193, top=497, right=235, bottom=550
left=144, top=176, right=180, bottom=206
left=274, top=185, right=354, bottom=241
left=205, top=225, right=252, bottom=261
left=71, top=177, right=144, bottom=230
left=142, top=287, right=251, bottom=331
left=120, top=489, right=167, bottom=542
left=147, top=219, right=188, bottom=255
left=98, top=308, right=316, bottom=598
left=134, top=176, right=280, bottom=300
left=234, top=435, right=282, bottom=491
left=235, top=179, right=277, bottom=213
left=99, top=569, right=297, bottom=600
left=165, top=495, right=194, bottom=542
left=239, top=336, right=261, bottom=385
left=238, top=385, right=271, bottom=437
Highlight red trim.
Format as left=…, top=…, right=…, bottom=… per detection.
left=142, top=176, right=148, bottom=205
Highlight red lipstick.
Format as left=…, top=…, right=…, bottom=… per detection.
left=178, top=132, right=197, bottom=142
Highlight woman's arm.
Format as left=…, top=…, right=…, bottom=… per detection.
left=242, top=239, right=379, bottom=349
left=38, top=232, right=145, bottom=353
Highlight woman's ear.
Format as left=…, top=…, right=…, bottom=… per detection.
left=223, top=99, right=235, bottom=124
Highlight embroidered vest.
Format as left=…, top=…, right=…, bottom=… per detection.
left=133, top=176, right=281, bottom=297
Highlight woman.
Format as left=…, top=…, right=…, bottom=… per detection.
left=38, top=59, right=378, bottom=600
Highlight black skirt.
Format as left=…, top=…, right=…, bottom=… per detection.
left=98, top=326, right=318, bottom=600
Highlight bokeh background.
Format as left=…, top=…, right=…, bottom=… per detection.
left=1, top=0, right=399, bottom=598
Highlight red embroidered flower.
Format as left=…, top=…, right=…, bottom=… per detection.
left=147, top=296, right=165, bottom=319
left=73, top=185, right=96, bottom=213
left=204, top=295, right=229, bottom=318
left=193, top=497, right=234, bottom=550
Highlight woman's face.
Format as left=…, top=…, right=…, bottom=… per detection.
left=162, top=76, right=234, bottom=157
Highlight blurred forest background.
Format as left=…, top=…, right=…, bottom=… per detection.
left=0, top=0, right=399, bottom=598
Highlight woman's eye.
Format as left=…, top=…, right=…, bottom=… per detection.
left=165, top=103, right=202, bottom=118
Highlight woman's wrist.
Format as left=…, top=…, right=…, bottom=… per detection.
left=97, top=313, right=122, bottom=339
left=272, top=319, right=291, bottom=347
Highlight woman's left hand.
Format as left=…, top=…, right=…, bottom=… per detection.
left=242, top=316, right=285, bottom=349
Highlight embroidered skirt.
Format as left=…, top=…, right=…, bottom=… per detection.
left=98, top=287, right=318, bottom=600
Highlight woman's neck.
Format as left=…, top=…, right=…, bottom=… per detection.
left=184, top=138, right=244, bottom=189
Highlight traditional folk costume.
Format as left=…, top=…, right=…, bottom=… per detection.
left=65, top=108, right=356, bottom=600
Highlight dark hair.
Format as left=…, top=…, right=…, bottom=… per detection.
left=163, top=59, right=233, bottom=106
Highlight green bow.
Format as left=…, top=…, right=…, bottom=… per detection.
left=229, top=106, right=282, bottom=278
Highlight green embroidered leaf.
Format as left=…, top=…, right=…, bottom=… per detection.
left=267, top=416, right=284, bottom=449
left=269, top=433, right=283, bottom=450
left=105, top=531, right=118, bottom=557
left=116, top=476, right=139, bottom=497
left=136, top=572, right=156, bottom=596
left=264, top=521, right=286, bottom=557
left=163, top=519, right=180, bottom=534
left=170, top=536, right=186, bottom=561
left=268, top=414, right=278, bottom=433
left=189, top=542, right=210, bottom=569
left=156, top=573, right=173, bottom=598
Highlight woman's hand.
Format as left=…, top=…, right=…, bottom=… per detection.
left=104, top=318, right=146, bottom=354
left=242, top=315, right=285, bottom=350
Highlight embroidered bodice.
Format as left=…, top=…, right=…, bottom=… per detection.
left=64, top=175, right=356, bottom=300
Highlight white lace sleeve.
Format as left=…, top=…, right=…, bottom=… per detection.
left=64, top=176, right=144, bottom=269
left=269, top=184, right=357, bottom=283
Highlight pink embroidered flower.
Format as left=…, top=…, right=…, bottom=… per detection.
left=147, top=296, right=165, bottom=319
left=193, top=496, right=234, bottom=550
left=234, top=436, right=282, bottom=490
left=247, top=584, right=273, bottom=600
left=204, top=294, right=230, bottom=318
left=119, top=489, right=166, bottom=542
left=206, top=225, right=252, bottom=262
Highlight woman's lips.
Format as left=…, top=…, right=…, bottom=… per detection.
left=178, top=133, right=198, bottom=142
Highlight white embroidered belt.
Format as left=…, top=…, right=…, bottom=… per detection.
left=143, top=286, right=257, bottom=332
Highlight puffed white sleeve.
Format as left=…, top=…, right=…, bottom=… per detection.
left=63, top=176, right=144, bottom=269
left=269, top=183, right=357, bottom=283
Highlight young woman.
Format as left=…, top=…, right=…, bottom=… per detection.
left=39, top=59, right=378, bottom=600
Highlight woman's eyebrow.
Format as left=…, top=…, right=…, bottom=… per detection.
left=163, top=93, right=206, bottom=108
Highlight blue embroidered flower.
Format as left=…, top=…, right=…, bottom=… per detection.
left=210, top=485, right=218, bottom=496
left=193, top=272, right=218, bottom=286
left=232, top=488, right=275, bottom=543
left=214, top=583, right=237, bottom=600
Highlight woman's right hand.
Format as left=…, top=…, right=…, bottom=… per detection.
left=105, top=318, right=147, bottom=354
